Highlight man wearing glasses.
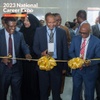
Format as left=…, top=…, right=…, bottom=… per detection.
left=69, top=23, right=100, bottom=100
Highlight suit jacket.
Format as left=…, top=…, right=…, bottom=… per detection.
left=0, top=29, right=30, bottom=71
left=69, top=35, right=100, bottom=67
left=33, top=26, right=68, bottom=70
left=92, top=24, right=100, bottom=39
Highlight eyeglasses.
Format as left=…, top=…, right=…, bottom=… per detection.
left=79, top=32, right=87, bottom=34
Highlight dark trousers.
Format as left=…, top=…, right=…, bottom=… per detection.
left=0, top=63, right=22, bottom=100
left=96, top=65, right=100, bottom=100
left=21, top=61, right=40, bottom=100
left=38, top=67, right=62, bottom=100
left=72, top=67, right=98, bottom=100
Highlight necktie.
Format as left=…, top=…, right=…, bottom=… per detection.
left=80, top=38, right=86, bottom=59
left=48, top=29, right=54, bottom=56
left=8, top=34, right=12, bottom=67
left=49, top=29, right=54, bottom=43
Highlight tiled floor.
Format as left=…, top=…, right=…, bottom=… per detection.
left=61, top=77, right=73, bottom=100
left=7, top=77, right=96, bottom=100
left=49, top=77, right=73, bottom=100
left=7, top=77, right=72, bottom=100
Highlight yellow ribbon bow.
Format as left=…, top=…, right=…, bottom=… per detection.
left=68, top=57, right=85, bottom=69
left=38, top=56, right=57, bottom=71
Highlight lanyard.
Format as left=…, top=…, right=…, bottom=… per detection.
left=47, top=30, right=55, bottom=42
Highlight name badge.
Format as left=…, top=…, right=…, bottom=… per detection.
left=48, top=43, right=54, bottom=52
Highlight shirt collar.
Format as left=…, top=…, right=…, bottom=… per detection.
left=5, top=29, right=13, bottom=37
left=82, top=34, right=90, bottom=41
left=46, top=26, right=56, bottom=33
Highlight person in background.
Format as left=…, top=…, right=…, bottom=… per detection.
left=20, top=13, right=41, bottom=100
left=65, top=21, right=70, bottom=29
left=53, top=13, right=71, bottom=47
left=33, top=12, right=68, bottom=100
left=0, top=16, right=6, bottom=29
left=73, top=18, right=79, bottom=34
left=17, top=12, right=27, bottom=29
left=73, top=18, right=77, bottom=24
left=95, top=17, right=99, bottom=24
left=67, top=22, right=76, bottom=40
left=92, top=11, right=100, bottom=100
left=76, top=10, right=88, bottom=35
left=0, top=17, right=32, bottom=100
left=92, top=12, right=100, bottom=39
left=69, top=23, right=100, bottom=100
left=40, top=19, right=45, bottom=26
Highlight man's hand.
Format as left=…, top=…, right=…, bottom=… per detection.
left=25, top=54, right=32, bottom=61
left=41, top=50, right=48, bottom=56
left=84, top=60, right=91, bottom=67
left=62, top=70, right=66, bottom=75
left=1, top=58, right=10, bottom=65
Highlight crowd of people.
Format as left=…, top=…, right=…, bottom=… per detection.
left=0, top=10, right=100, bottom=100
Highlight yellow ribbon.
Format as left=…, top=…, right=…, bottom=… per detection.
left=0, top=55, right=100, bottom=70
left=68, top=57, right=85, bottom=69
left=38, top=56, right=57, bottom=71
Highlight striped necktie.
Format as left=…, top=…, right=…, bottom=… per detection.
left=80, top=38, right=86, bottom=59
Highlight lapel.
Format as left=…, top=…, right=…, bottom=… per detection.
left=77, top=36, right=82, bottom=56
left=86, top=35, right=93, bottom=58
left=2, top=29, right=7, bottom=55
left=43, top=26, right=48, bottom=48
left=96, top=24, right=100, bottom=33
left=55, top=27, right=59, bottom=51
left=13, top=31, right=17, bottom=55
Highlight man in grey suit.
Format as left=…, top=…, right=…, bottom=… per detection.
left=0, top=17, right=32, bottom=100
left=33, top=12, right=68, bottom=100
left=92, top=12, right=100, bottom=100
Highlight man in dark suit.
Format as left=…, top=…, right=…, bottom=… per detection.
left=69, top=23, right=100, bottom=100
left=92, top=12, right=100, bottom=38
left=76, top=10, right=88, bottom=35
left=92, top=12, right=100, bottom=100
left=92, top=23, right=100, bottom=38
left=33, top=13, right=68, bottom=100
left=0, top=17, right=32, bottom=100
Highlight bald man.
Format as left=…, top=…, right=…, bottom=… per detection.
left=69, top=23, right=100, bottom=100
